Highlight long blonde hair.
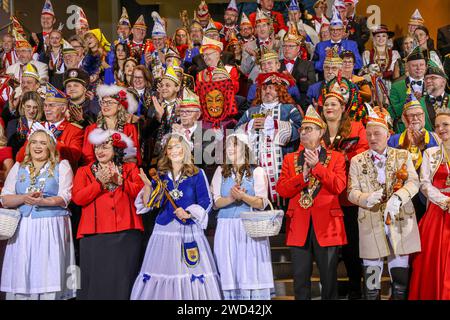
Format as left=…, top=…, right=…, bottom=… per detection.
left=22, top=130, right=59, bottom=173
left=96, top=105, right=128, bottom=130
left=157, top=134, right=198, bottom=177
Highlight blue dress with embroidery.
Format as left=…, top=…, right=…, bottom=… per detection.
left=130, top=169, right=222, bottom=300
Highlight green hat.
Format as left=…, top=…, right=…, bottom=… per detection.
left=406, top=46, right=425, bottom=62
left=426, top=59, right=448, bottom=80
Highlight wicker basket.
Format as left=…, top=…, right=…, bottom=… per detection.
left=240, top=201, right=284, bottom=238
left=0, top=208, right=21, bottom=240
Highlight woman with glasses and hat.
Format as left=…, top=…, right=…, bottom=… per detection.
left=72, top=128, right=144, bottom=300
left=82, top=84, right=141, bottom=166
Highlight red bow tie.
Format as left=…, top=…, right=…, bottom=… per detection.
left=43, top=32, right=49, bottom=37
left=284, top=59, right=295, bottom=65
left=260, top=39, right=270, bottom=46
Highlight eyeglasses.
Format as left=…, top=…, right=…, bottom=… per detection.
left=299, top=126, right=319, bottom=134
left=179, top=110, right=198, bottom=115
left=100, top=100, right=119, bottom=107
left=406, top=113, right=424, bottom=120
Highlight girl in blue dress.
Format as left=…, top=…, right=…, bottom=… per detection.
left=211, top=132, right=274, bottom=300
left=130, top=133, right=221, bottom=300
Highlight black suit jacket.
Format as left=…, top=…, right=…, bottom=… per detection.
left=346, top=15, right=370, bottom=54
left=279, top=58, right=317, bottom=106
left=188, top=52, right=235, bottom=78
left=29, top=32, right=45, bottom=56
left=438, top=25, right=450, bottom=57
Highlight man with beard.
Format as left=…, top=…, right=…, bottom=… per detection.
left=220, top=0, right=239, bottom=47
left=420, top=59, right=450, bottom=128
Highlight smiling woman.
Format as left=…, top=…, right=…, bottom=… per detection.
left=82, top=84, right=141, bottom=166
left=0, top=130, right=77, bottom=300
left=72, top=128, right=144, bottom=300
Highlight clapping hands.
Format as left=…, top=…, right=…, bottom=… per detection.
left=230, top=185, right=246, bottom=201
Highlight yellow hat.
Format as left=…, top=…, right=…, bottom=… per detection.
left=324, top=46, right=343, bottom=66
left=22, top=63, right=40, bottom=81
left=86, top=29, right=111, bottom=52
left=258, top=47, right=279, bottom=64
left=283, top=22, right=302, bottom=44
left=162, top=66, right=181, bottom=86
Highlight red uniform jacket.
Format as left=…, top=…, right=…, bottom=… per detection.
left=276, top=146, right=348, bottom=247
left=82, top=123, right=142, bottom=166
left=323, top=121, right=369, bottom=207
left=16, top=120, right=84, bottom=171
left=249, top=10, right=288, bottom=35
left=72, top=162, right=144, bottom=239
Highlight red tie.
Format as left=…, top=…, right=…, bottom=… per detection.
left=284, top=59, right=295, bottom=65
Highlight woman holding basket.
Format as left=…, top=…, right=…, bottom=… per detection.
left=211, top=132, right=275, bottom=300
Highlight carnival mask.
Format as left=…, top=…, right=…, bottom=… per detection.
left=205, top=89, right=225, bottom=118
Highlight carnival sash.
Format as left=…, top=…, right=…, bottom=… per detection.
left=294, top=148, right=332, bottom=209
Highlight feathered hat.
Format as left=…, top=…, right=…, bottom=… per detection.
left=88, top=128, right=137, bottom=160
left=96, top=84, right=138, bottom=114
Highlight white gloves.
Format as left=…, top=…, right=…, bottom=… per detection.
left=384, top=195, right=402, bottom=222
left=366, top=189, right=383, bottom=208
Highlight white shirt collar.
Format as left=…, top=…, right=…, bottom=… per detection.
left=409, top=76, right=424, bottom=83
left=261, top=101, right=279, bottom=110
left=370, top=148, right=387, bottom=159
left=136, top=88, right=145, bottom=96
left=46, top=119, right=64, bottom=129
